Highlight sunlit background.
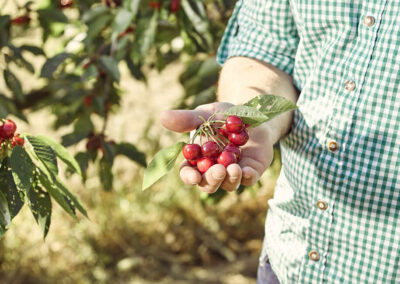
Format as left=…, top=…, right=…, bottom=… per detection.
left=0, top=1, right=281, bottom=283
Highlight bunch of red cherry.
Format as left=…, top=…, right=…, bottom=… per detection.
left=0, top=119, right=24, bottom=148
left=182, top=115, right=249, bottom=173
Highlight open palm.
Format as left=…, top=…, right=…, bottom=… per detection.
left=160, top=102, right=274, bottom=193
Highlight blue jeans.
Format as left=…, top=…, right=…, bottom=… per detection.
left=257, top=259, right=280, bottom=284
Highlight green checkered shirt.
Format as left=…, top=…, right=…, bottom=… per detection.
left=217, top=0, right=400, bottom=283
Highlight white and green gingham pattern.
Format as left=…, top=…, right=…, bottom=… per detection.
left=217, top=0, right=400, bottom=283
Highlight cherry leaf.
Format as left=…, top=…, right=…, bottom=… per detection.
left=142, top=142, right=186, bottom=191
left=224, top=105, right=268, bottom=127
left=225, top=94, right=297, bottom=127
left=244, top=94, right=297, bottom=120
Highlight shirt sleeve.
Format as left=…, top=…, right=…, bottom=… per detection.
left=217, top=0, right=299, bottom=76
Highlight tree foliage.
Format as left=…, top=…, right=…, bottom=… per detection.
left=0, top=0, right=237, bottom=238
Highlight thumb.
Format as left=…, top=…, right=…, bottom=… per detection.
left=160, top=109, right=210, bottom=133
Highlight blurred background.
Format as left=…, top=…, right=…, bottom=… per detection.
left=0, top=0, right=281, bottom=283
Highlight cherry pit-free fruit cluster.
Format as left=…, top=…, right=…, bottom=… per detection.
left=182, top=115, right=249, bottom=173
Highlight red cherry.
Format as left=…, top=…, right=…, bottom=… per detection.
left=217, top=151, right=237, bottom=168
left=11, top=15, right=30, bottom=25
left=118, top=27, right=134, bottom=38
left=197, top=157, right=215, bottom=173
left=11, top=134, right=24, bottom=147
left=182, top=144, right=201, bottom=161
left=218, top=124, right=229, bottom=138
left=224, top=143, right=241, bottom=160
left=83, top=61, right=91, bottom=70
left=170, top=0, right=180, bottom=12
left=86, top=135, right=102, bottom=150
left=59, top=0, right=73, bottom=9
left=84, top=96, right=93, bottom=107
left=201, top=141, right=220, bottom=158
left=0, top=119, right=17, bottom=139
left=226, top=115, right=244, bottom=134
left=228, top=129, right=249, bottom=146
left=187, top=159, right=198, bottom=167
left=244, top=123, right=251, bottom=129
left=149, top=1, right=162, bottom=9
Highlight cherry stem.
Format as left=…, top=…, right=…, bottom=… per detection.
left=211, top=135, right=225, bottom=149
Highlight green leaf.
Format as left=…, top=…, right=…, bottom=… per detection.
left=3, top=70, right=24, bottom=103
left=8, top=45, right=35, bottom=73
left=27, top=182, right=52, bottom=238
left=116, top=143, right=146, bottom=167
left=98, top=56, right=120, bottom=82
left=101, top=141, right=116, bottom=164
left=0, top=15, right=10, bottom=30
left=0, top=225, right=6, bottom=239
left=127, top=0, right=141, bottom=19
left=9, top=146, right=34, bottom=194
left=142, top=142, right=185, bottom=191
left=225, top=105, right=269, bottom=127
left=82, top=5, right=108, bottom=23
left=38, top=174, right=76, bottom=219
left=132, top=12, right=158, bottom=62
left=0, top=191, right=10, bottom=227
left=20, top=45, right=45, bottom=56
left=0, top=164, right=24, bottom=220
left=26, top=135, right=58, bottom=178
left=34, top=135, right=82, bottom=176
left=54, top=176, right=87, bottom=218
left=40, top=52, right=71, bottom=78
left=37, top=8, right=68, bottom=23
left=125, top=55, right=146, bottom=82
left=61, top=114, right=93, bottom=147
left=111, top=9, right=133, bottom=41
left=74, top=152, right=90, bottom=179
left=244, top=95, right=297, bottom=120
left=181, top=0, right=213, bottom=50
left=99, top=158, right=113, bottom=191
left=0, top=15, right=10, bottom=47
left=86, top=14, right=112, bottom=40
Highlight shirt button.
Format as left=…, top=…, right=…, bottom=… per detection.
left=327, top=140, right=339, bottom=152
left=363, top=16, right=375, bottom=27
left=344, top=80, right=356, bottom=91
left=316, top=200, right=328, bottom=210
left=309, top=250, right=320, bottom=261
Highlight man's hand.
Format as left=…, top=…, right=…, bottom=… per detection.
left=160, top=102, right=274, bottom=194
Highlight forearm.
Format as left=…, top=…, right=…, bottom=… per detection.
left=217, top=56, right=299, bottom=144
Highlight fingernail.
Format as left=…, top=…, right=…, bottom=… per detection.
left=229, top=177, right=239, bottom=183
left=212, top=172, right=225, bottom=180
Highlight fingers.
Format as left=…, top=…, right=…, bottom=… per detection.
left=159, top=102, right=233, bottom=133
left=239, top=157, right=264, bottom=186
left=198, top=164, right=226, bottom=193
left=180, top=160, right=260, bottom=192
left=220, top=164, right=242, bottom=191
left=241, top=166, right=260, bottom=186
left=180, top=162, right=227, bottom=194
left=160, top=109, right=209, bottom=133
left=179, top=161, right=202, bottom=185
